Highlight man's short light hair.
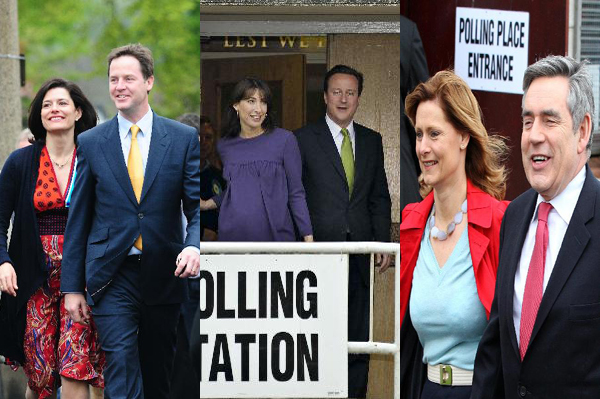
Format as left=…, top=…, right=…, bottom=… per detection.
left=107, top=43, right=154, bottom=80
left=522, top=55, right=595, bottom=155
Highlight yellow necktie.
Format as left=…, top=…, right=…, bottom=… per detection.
left=128, top=124, right=143, bottom=250
left=341, top=128, right=355, bottom=196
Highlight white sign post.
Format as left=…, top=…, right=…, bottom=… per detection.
left=200, top=254, right=349, bottom=398
left=454, top=7, right=529, bottom=94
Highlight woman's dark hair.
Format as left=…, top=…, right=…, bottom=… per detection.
left=28, top=78, right=98, bottom=144
left=222, top=77, right=274, bottom=138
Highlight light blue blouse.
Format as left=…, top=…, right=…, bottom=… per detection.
left=409, top=218, right=488, bottom=370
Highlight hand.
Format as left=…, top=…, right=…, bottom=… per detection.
left=175, top=247, right=200, bottom=278
left=64, top=293, right=90, bottom=325
left=376, top=253, right=392, bottom=274
left=0, top=262, right=18, bottom=297
left=303, top=235, right=314, bottom=242
left=200, top=199, right=217, bottom=211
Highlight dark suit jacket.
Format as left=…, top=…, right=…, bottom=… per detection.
left=295, top=119, right=391, bottom=282
left=61, top=113, right=200, bottom=306
left=401, top=15, right=429, bottom=214
left=0, top=143, right=48, bottom=363
left=472, top=166, right=600, bottom=399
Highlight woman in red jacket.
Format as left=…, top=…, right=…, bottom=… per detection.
left=400, top=70, right=509, bottom=399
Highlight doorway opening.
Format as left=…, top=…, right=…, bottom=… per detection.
left=201, top=35, right=327, bottom=135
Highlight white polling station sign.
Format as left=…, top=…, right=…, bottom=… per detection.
left=454, top=7, right=529, bottom=94
left=199, top=254, right=348, bottom=398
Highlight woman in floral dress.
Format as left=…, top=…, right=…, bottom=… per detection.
left=0, top=78, right=104, bottom=399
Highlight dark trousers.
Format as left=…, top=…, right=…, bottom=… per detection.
left=91, top=256, right=180, bottom=399
left=348, top=254, right=370, bottom=398
left=181, top=278, right=199, bottom=338
left=421, top=380, right=472, bottom=399
left=169, top=279, right=200, bottom=399
left=189, top=308, right=201, bottom=379
left=169, top=316, right=199, bottom=399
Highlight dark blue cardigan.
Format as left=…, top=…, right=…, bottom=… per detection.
left=0, top=142, right=48, bottom=363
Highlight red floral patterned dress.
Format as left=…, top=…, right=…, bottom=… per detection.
left=22, top=147, right=105, bottom=398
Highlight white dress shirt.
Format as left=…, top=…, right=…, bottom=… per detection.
left=325, top=114, right=356, bottom=158
left=513, top=166, right=586, bottom=344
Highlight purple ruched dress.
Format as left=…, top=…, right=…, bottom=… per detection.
left=214, top=128, right=313, bottom=241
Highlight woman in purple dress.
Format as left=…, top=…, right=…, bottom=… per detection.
left=200, top=78, right=313, bottom=242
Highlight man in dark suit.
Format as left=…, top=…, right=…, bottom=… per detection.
left=471, top=55, right=600, bottom=398
left=295, top=64, right=391, bottom=398
left=61, top=43, right=200, bottom=399
left=400, top=15, right=429, bottom=214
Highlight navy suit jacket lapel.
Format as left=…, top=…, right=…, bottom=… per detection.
left=529, top=167, right=594, bottom=350
left=502, top=188, right=537, bottom=358
left=315, top=120, right=347, bottom=185
left=100, top=116, right=139, bottom=206
left=141, top=114, right=170, bottom=202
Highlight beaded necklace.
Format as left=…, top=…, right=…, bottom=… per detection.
left=429, top=199, right=468, bottom=241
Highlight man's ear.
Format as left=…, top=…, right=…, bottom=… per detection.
left=146, top=75, right=155, bottom=93
left=577, top=113, right=592, bottom=155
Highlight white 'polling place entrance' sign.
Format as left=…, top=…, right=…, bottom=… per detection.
left=454, top=7, right=530, bottom=94
left=199, top=254, right=349, bottom=398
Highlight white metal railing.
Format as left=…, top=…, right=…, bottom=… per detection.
left=200, top=241, right=400, bottom=399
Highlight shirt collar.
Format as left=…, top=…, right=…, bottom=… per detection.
left=118, top=108, right=153, bottom=141
left=325, top=114, right=355, bottom=140
left=535, top=165, right=586, bottom=225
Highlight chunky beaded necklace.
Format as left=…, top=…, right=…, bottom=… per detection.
left=429, top=199, right=468, bottom=241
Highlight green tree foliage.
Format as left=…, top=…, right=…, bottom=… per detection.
left=19, top=0, right=200, bottom=119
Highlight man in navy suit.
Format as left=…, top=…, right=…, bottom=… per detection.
left=61, top=43, right=200, bottom=399
left=471, top=56, right=600, bottom=398
left=295, top=65, right=391, bottom=398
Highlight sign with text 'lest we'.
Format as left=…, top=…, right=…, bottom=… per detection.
left=199, top=254, right=348, bottom=398
left=455, top=7, right=530, bottom=94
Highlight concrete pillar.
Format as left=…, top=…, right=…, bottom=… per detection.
left=0, top=0, right=27, bottom=394
left=328, top=33, right=400, bottom=399
left=0, top=0, right=23, bottom=167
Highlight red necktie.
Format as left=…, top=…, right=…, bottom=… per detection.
left=519, top=201, right=553, bottom=360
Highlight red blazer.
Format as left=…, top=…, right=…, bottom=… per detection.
left=400, top=180, right=508, bottom=325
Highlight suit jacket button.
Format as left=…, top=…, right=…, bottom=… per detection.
left=519, top=385, right=527, bottom=397
left=138, top=212, right=144, bottom=219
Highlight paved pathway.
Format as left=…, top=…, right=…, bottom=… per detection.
left=0, top=365, right=27, bottom=398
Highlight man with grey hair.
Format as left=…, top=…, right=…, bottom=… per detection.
left=471, top=55, right=600, bottom=398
